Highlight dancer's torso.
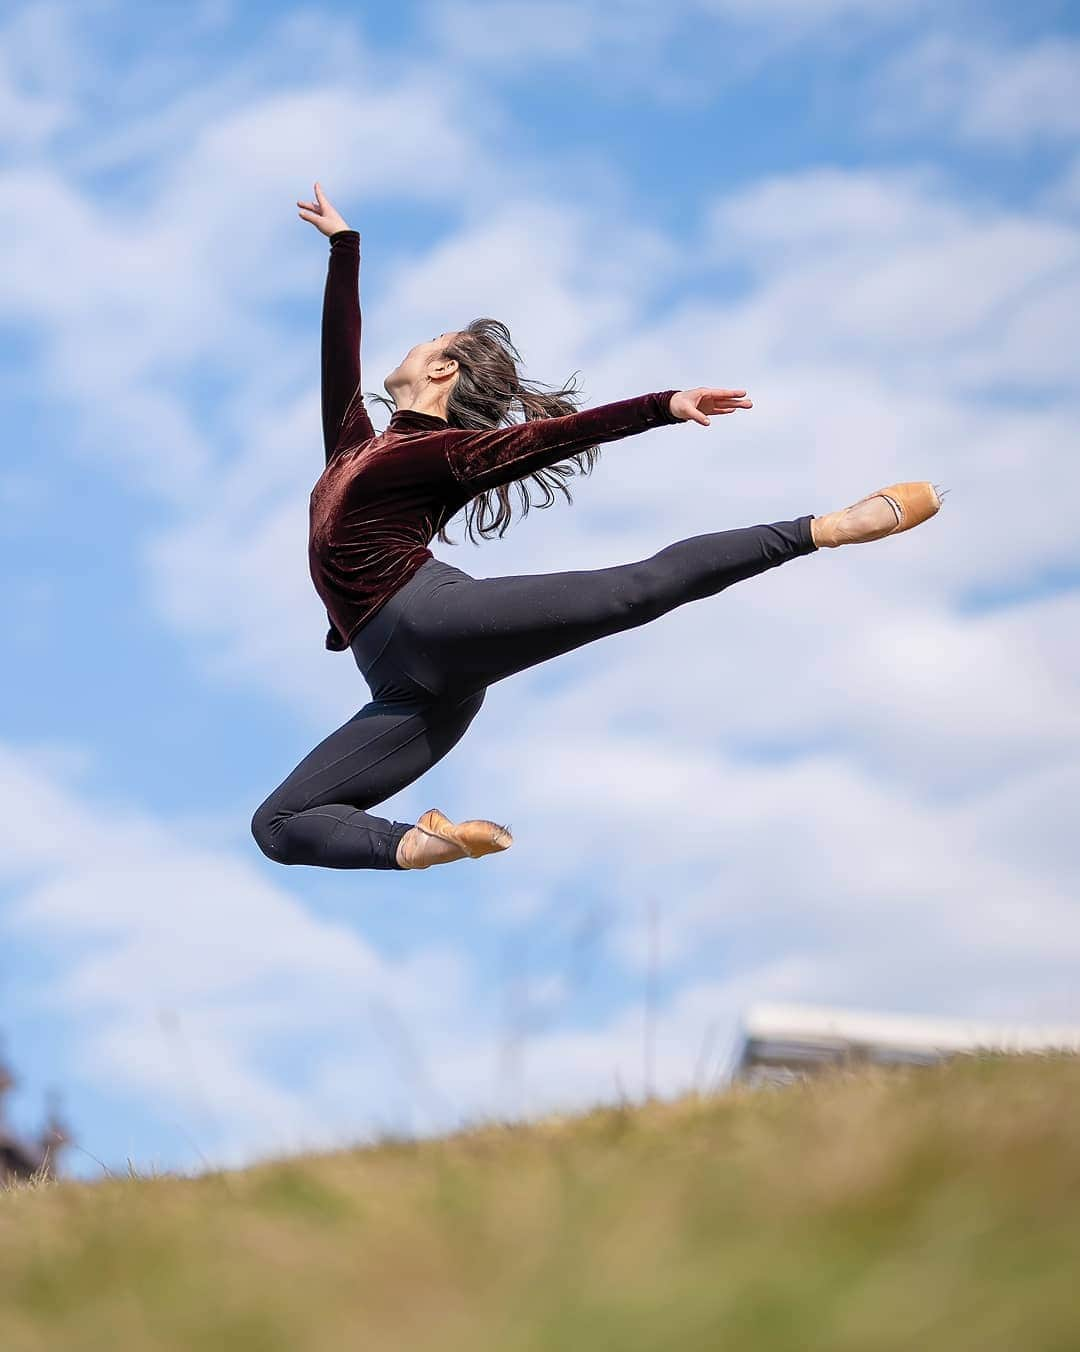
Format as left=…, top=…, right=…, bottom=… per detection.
left=308, top=413, right=471, bottom=652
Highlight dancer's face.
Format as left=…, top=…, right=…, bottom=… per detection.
left=385, top=332, right=461, bottom=400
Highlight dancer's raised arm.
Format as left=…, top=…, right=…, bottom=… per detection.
left=297, top=182, right=375, bottom=461
left=444, top=387, right=752, bottom=493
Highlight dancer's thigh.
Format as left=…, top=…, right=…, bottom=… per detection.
left=261, top=688, right=486, bottom=816
left=395, top=558, right=666, bottom=694
left=394, top=519, right=813, bottom=694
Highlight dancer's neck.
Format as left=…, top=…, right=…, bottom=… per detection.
left=389, top=404, right=448, bottom=428
left=392, top=398, right=449, bottom=421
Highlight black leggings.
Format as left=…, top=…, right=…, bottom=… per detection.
left=250, top=516, right=817, bottom=870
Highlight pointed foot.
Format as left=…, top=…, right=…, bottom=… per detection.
left=397, top=809, right=513, bottom=869
left=812, top=481, right=943, bottom=547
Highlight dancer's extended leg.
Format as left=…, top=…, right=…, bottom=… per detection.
left=393, top=517, right=818, bottom=697
left=250, top=688, right=485, bottom=870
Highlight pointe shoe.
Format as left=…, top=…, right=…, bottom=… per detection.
left=811, top=482, right=944, bottom=548
left=396, top=808, right=513, bottom=870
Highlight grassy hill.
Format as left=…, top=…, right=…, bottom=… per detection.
left=3, top=1054, right=1079, bottom=1351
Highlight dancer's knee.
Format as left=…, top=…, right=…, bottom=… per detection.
left=250, top=797, right=293, bottom=864
left=614, top=562, right=673, bottom=625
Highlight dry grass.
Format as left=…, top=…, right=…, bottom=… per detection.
left=2, top=1054, right=1079, bottom=1351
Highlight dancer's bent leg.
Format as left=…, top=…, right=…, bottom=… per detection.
left=250, top=688, right=485, bottom=869
left=394, top=517, right=817, bottom=695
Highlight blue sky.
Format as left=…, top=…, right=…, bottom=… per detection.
left=2, top=0, right=1079, bottom=1176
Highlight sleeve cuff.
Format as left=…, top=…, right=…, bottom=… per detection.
left=656, top=390, right=682, bottom=423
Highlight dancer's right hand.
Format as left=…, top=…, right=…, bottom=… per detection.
left=669, top=388, right=753, bottom=426
left=297, top=181, right=353, bottom=238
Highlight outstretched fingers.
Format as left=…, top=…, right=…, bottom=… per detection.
left=688, top=388, right=754, bottom=424
left=703, top=388, right=753, bottom=413
left=297, top=181, right=322, bottom=213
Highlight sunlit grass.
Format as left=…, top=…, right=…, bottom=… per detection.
left=2, top=1054, right=1078, bottom=1351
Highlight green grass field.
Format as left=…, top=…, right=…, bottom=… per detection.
left=3, top=1054, right=1079, bottom=1351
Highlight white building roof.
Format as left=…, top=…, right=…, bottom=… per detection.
left=741, top=1003, right=1080, bottom=1056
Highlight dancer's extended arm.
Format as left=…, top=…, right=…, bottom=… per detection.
left=442, top=387, right=750, bottom=493
left=443, top=391, right=681, bottom=493
left=321, top=229, right=375, bottom=461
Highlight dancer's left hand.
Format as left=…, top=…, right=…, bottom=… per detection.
left=669, top=388, right=753, bottom=425
left=297, top=181, right=352, bottom=238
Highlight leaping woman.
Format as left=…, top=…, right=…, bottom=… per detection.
left=251, top=182, right=943, bottom=874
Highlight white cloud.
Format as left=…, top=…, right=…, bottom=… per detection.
left=0, top=737, right=907, bottom=1166
left=424, top=0, right=611, bottom=66
left=1048, top=156, right=1080, bottom=215
left=877, top=36, right=1080, bottom=146
left=0, top=1, right=81, bottom=152
left=709, top=168, right=1080, bottom=382
left=0, top=739, right=483, bottom=1166
left=424, top=0, right=926, bottom=72
left=0, top=6, right=515, bottom=502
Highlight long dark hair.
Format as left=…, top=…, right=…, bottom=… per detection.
left=365, top=318, right=597, bottom=545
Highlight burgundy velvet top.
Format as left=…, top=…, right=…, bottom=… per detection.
left=309, top=228, right=683, bottom=651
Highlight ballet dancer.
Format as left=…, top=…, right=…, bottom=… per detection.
left=250, top=183, right=942, bottom=872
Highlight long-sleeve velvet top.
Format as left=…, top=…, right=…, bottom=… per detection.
left=309, top=228, right=683, bottom=651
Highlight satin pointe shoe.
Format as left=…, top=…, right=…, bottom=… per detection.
left=396, top=808, right=513, bottom=869
left=811, top=482, right=944, bottom=548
